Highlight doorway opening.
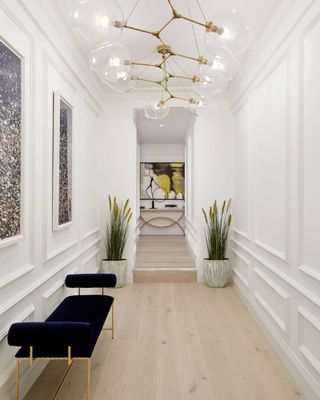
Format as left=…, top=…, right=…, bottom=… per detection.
left=133, top=107, right=196, bottom=282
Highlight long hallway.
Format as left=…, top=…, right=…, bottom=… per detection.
left=25, top=283, right=303, bottom=400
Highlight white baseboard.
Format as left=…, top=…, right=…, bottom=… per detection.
left=233, top=280, right=320, bottom=400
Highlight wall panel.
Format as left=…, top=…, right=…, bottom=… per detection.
left=0, top=1, right=103, bottom=398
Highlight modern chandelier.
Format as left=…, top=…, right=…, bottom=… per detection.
left=68, top=0, right=254, bottom=119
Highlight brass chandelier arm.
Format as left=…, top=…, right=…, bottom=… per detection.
left=158, top=17, right=175, bottom=34
left=130, top=61, right=160, bottom=68
left=134, top=77, right=163, bottom=85
left=169, top=74, right=195, bottom=81
left=124, top=24, right=156, bottom=36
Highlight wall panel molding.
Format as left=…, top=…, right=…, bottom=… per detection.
left=254, top=268, right=290, bottom=335
left=298, top=306, right=320, bottom=375
left=0, top=264, right=34, bottom=289
left=297, top=10, right=320, bottom=279
left=232, top=249, right=250, bottom=289
left=0, top=238, right=100, bottom=318
left=252, top=50, right=291, bottom=264
left=0, top=305, right=35, bottom=342
left=232, top=237, right=320, bottom=308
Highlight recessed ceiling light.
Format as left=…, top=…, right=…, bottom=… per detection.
left=160, top=123, right=164, bottom=127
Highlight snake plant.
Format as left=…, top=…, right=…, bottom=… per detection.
left=106, top=196, right=132, bottom=261
left=202, top=199, right=232, bottom=260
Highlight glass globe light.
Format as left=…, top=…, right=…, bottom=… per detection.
left=89, top=43, right=131, bottom=82
left=102, top=74, right=136, bottom=93
left=145, top=100, right=170, bottom=120
left=193, top=79, right=228, bottom=99
left=202, top=48, right=241, bottom=83
left=70, top=0, right=124, bottom=46
left=188, top=95, right=207, bottom=116
left=205, top=9, right=254, bottom=57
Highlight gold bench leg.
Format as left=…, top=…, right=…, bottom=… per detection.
left=16, top=359, right=20, bottom=400
left=112, top=303, right=115, bottom=339
left=87, top=359, right=91, bottom=400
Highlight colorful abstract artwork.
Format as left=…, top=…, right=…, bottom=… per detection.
left=53, top=92, right=73, bottom=229
left=0, top=40, right=22, bottom=240
left=140, top=162, right=185, bottom=200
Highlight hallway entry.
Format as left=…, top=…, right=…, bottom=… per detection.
left=134, top=236, right=197, bottom=282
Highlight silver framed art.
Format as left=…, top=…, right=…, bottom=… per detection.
left=52, top=91, right=73, bottom=231
left=0, top=39, right=23, bottom=242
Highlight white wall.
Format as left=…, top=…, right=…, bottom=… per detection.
left=0, top=1, right=103, bottom=398
left=231, top=1, right=320, bottom=399
left=100, top=98, right=139, bottom=282
left=192, top=100, right=235, bottom=279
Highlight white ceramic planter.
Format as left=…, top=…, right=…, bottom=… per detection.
left=100, top=260, right=127, bottom=288
left=203, top=259, right=232, bottom=288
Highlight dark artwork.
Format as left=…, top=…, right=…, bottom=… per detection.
left=140, top=162, right=185, bottom=200
left=0, top=40, right=22, bottom=240
left=58, top=99, right=72, bottom=225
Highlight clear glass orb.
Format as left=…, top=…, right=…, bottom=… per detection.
left=193, top=79, right=228, bottom=99
left=102, top=75, right=136, bottom=93
left=188, top=95, right=207, bottom=116
left=205, top=9, right=254, bottom=57
left=70, top=0, right=124, bottom=46
left=144, top=101, right=170, bottom=120
left=202, top=48, right=241, bottom=82
left=89, top=43, right=131, bottom=82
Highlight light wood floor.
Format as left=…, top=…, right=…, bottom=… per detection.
left=25, top=284, right=303, bottom=400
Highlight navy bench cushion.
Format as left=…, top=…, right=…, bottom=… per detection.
left=65, top=273, right=117, bottom=288
left=13, top=295, right=113, bottom=359
left=8, top=322, right=92, bottom=347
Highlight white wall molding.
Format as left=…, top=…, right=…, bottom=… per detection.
left=298, top=306, right=320, bottom=376
left=253, top=267, right=290, bottom=335
left=0, top=305, right=35, bottom=343
left=0, top=264, right=35, bottom=290
left=81, top=248, right=101, bottom=273
left=297, top=9, right=320, bottom=281
left=232, top=249, right=250, bottom=289
left=0, top=238, right=100, bottom=318
left=234, top=284, right=320, bottom=400
left=41, top=279, right=65, bottom=319
left=299, top=265, right=320, bottom=284
left=232, top=237, right=320, bottom=308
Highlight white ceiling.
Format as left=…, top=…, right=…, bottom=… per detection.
left=135, top=106, right=193, bottom=144
left=54, top=0, right=281, bottom=90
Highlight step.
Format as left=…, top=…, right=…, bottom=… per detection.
left=133, top=268, right=197, bottom=283
left=135, top=261, right=195, bottom=269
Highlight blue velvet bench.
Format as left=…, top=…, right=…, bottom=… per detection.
left=7, top=273, right=117, bottom=400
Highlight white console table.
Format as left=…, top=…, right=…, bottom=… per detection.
left=139, top=208, right=185, bottom=235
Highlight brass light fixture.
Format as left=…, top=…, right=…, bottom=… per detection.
left=69, top=0, right=254, bottom=118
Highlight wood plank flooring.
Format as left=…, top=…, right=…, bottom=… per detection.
left=24, top=283, right=304, bottom=400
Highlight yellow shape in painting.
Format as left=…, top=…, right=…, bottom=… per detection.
left=172, top=171, right=184, bottom=196
left=155, top=174, right=170, bottom=197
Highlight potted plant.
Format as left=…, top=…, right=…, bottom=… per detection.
left=100, top=196, right=132, bottom=287
left=202, top=199, right=232, bottom=287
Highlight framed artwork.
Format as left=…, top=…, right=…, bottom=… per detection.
left=52, top=91, right=73, bottom=231
left=140, top=162, right=185, bottom=200
left=0, top=39, right=22, bottom=241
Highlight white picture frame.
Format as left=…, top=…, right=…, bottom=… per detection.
left=52, top=91, right=74, bottom=231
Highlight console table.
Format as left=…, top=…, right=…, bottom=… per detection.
left=139, top=209, right=185, bottom=235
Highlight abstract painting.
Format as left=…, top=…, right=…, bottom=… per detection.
left=53, top=92, right=73, bottom=230
left=140, top=162, right=185, bottom=200
left=0, top=40, right=22, bottom=240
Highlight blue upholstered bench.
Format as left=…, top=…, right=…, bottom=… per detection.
left=8, top=273, right=117, bottom=400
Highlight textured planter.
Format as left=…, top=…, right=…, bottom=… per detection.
left=203, top=259, right=232, bottom=288
left=100, top=260, right=127, bottom=288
